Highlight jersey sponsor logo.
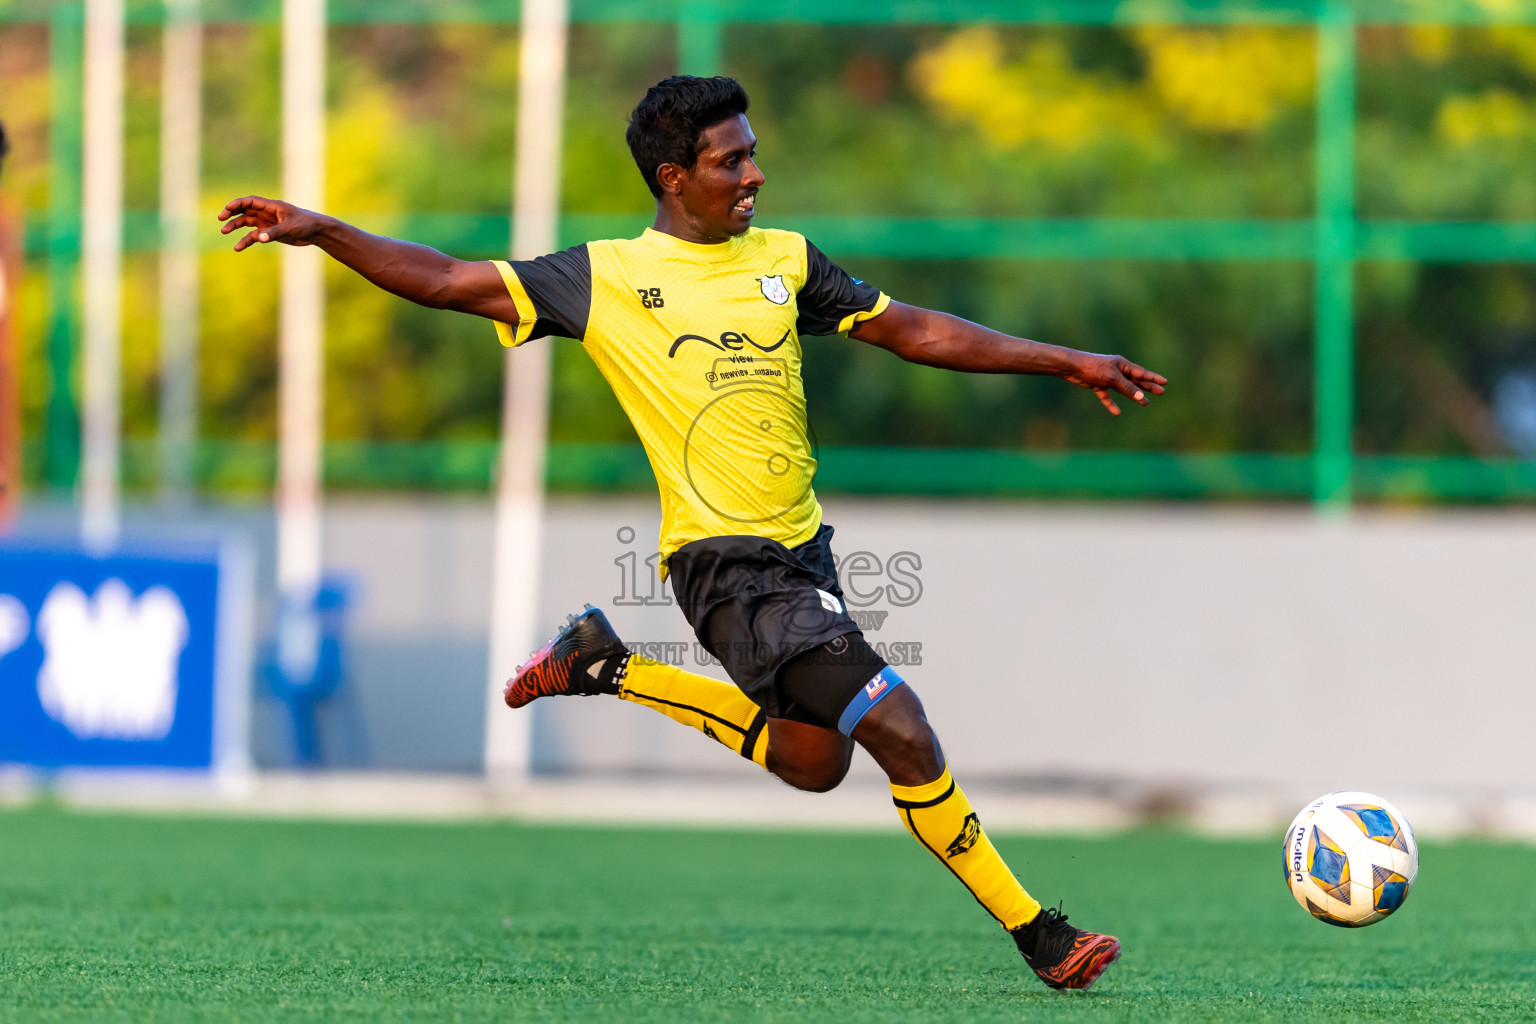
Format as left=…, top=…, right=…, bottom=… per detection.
left=758, top=275, right=789, bottom=305
left=946, top=812, right=981, bottom=858
left=636, top=287, right=665, bottom=309
left=668, top=327, right=790, bottom=358
left=706, top=357, right=787, bottom=389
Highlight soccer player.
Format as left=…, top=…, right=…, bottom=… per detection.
left=221, top=75, right=1165, bottom=992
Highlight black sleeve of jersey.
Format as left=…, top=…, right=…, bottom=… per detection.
left=510, top=244, right=592, bottom=341
left=795, top=240, right=884, bottom=337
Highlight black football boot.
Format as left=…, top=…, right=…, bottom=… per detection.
left=503, top=605, right=629, bottom=709
left=1011, top=904, right=1122, bottom=991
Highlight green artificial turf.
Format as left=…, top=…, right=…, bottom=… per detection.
left=0, top=807, right=1531, bottom=1022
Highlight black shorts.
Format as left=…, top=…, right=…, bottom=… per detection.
left=667, top=523, right=893, bottom=729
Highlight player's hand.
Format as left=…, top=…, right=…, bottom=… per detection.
left=218, top=196, right=326, bottom=252
left=1062, top=354, right=1167, bottom=416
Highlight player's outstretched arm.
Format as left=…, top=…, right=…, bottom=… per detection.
left=849, top=300, right=1167, bottom=416
left=217, top=195, right=518, bottom=324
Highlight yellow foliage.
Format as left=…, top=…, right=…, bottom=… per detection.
left=194, top=75, right=417, bottom=445
left=1134, top=26, right=1314, bottom=134
left=1404, top=25, right=1455, bottom=65
left=197, top=249, right=278, bottom=440
left=438, top=23, right=521, bottom=87
left=1471, top=0, right=1536, bottom=20
left=14, top=257, right=51, bottom=432
left=1403, top=23, right=1536, bottom=76
left=324, top=263, right=407, bottom=439
left=909, top=25, right=1315, bottom=153
left=322, top=71, right=421, bottom=438
left=910, top=28, right=1156, bottom=153
left=120, top=255, right=161, bottom=435
left=1488, top=25, right=1536, bottom=77
left=1436, top=88, right=1536, bottom=145
left=327, top=75, right=408, bottom=215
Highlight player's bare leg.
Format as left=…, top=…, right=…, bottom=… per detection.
left=847, top=685, right=942, bottom=784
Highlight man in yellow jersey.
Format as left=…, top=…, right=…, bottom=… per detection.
left=220, top=76, right=1165, bottom=992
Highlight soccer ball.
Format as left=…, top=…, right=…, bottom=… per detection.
left=1282, top=791, right=1418, bottom=927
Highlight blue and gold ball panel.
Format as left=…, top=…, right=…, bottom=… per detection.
left=1304, top=897, right=1354, bottom=928
left=1372, top=864, right=1411, bottom=914
left=1339, top=803, right=1410, bottom=852
left=1307, top=826, right=1351, bottom=903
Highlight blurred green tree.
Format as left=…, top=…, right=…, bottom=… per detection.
left=3, top=17, right=1536, bottom=492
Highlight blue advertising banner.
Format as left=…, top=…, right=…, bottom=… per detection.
left=0, top=544, right=252, bottom=772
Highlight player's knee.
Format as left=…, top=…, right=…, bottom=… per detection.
left=863, top=716, right=937, bottom=766
left=789, top=763, right=847, bottom=793
left=852, top=687, right=939, bottom=764
left=768, top=758, right=854, bottom=798
left=764, top=736, right=854, bottom=792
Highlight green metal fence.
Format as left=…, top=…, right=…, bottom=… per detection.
left=7, top=0, right=1536, bottom=504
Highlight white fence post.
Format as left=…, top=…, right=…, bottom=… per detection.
left=484, top=0, right=567, bottom=783
left=80, top=0, right=125, bottom=549
left=277, top=0, right=326, bottom=677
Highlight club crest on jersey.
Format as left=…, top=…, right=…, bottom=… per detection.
left=758, top=275, right=789, bottom=305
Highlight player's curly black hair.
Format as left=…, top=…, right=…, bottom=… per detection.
left=626, top=76, right=750, bottom=199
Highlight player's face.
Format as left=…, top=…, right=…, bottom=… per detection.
left=679, top=114, right=764, bottom=240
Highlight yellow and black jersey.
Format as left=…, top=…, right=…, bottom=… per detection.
left=491, top=227, right=889, bottom=571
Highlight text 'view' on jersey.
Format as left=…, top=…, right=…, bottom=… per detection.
left=490, top=227, right=889, bottom=572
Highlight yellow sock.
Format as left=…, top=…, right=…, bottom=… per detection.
left=619, top=656, right=769, bottom=768
left=891, top=767, right=1042, bottom=931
